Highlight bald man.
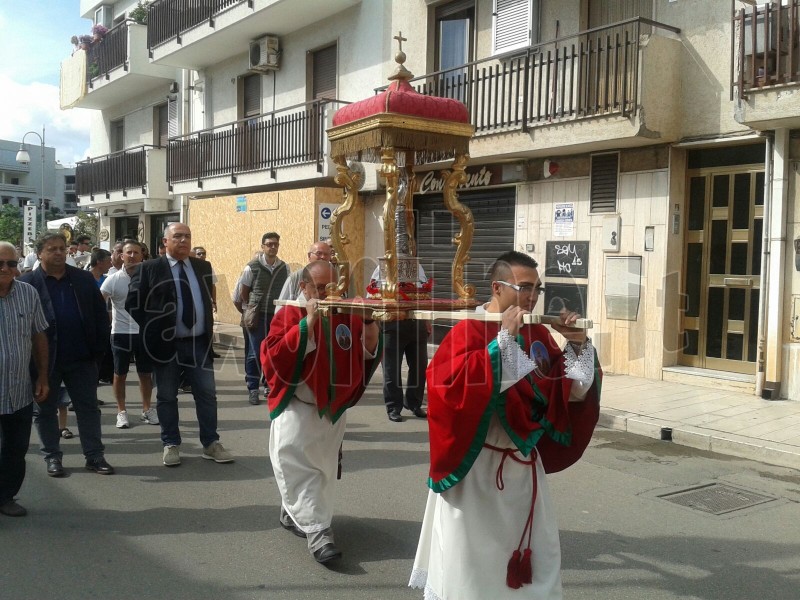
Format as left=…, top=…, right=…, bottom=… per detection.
left=276, top=241, right=333, bottom=307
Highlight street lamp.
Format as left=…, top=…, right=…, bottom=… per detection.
left=16, top=126, right=47, bottom=234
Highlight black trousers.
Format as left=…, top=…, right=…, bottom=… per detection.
left=381, top=320, right=428, bottom=414
left=0, top=403, right=34, bottom=505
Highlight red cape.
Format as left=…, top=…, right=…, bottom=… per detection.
left=426, top=320, right=601, bottom=492
left=261, top=306, right=382, bottom=422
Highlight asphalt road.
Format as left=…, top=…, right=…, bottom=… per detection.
left=2, top=347, right=799, bottom=600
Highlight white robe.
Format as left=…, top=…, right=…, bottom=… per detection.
left=409, top=415, right=563, bottom=600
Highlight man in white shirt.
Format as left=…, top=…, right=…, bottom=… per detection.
left=100, top=240, right=157, bottom=429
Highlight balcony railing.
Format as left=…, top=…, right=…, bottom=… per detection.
left=148, top=0, right=246, bottom=50
left=77, top=145, right=156, bottom=197
left=87, top=21, right=128, bottom=83
left=167, top=99, right=346, bottom=184
left=380, top=18, right=679, bottom=134
left=733, top=1, right=800, bottom=99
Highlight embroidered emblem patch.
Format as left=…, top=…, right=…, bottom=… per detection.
left=530, top=340, right=550, bottom=376
left=335, top=324, right=352, bottom=350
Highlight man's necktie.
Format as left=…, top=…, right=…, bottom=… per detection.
left=178, top=260, right=196, bottom=329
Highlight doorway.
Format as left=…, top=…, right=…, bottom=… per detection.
left=680, top=164, right=765, bottom=374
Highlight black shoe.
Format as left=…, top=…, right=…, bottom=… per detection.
left=85, top=457, right=115, bottom=475
left=211, top=350, right=221, bottom=358
left=408, top=407, right=427, bottom=419
left=388, top=411, right=402, bottom=423
left=280, top=519, right=307, bottom=539
left=0, top=500, right=27, bottom=517
left=46, top=457, right=65, bottom=477
left=97, top=399, right=106, bottom=405
left=312, top=543, right=342, bottom=564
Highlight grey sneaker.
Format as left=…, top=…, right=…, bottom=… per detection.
left=248, top=389, right=260, bottom=405
left=202, top=441, right=234, bottom=463
left=162, top=445, right=181, bottom=467
left=141, top=407, right=159, bottom=425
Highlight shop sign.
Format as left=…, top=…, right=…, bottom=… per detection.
left=417, top=165, right=502, bottom=194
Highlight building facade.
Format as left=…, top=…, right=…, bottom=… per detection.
left=0, top=139, right=75, bottom=216
left=63, top=0, right=800, bottom=400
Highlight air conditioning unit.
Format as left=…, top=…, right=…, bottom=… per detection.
left=249, top=36, right=280, bottom=72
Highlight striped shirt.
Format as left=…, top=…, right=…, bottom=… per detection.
left=0, top=280, right=49, bottom=414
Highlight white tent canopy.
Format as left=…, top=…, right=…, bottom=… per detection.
left=47, top=216, right=79, bottom=230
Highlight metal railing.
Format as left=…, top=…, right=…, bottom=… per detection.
left=87, top=21, right=128, bottom=83
left=148, top=0, right=246, bottom=50
left=379, top=18, right=678, bottom=134
left=76, top=145, right=157, bottom=197
left=167, top=99, right=347, bottom=184
left=733, top=1, right=800, bottom=99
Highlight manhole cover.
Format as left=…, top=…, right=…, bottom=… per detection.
left=659, top=483, right=777, bottom=515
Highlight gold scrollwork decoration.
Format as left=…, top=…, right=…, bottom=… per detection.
left=442, top=153, right=476, bottom=300
left=328, top=156, right=361, bottom=298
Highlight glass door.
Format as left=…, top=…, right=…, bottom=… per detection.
left=680, top=166, right=764, bottom=373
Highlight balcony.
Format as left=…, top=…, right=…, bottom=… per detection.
left=62, top=21, right=175, bottom=111
left=147, top=0, right=361, bottom=69
left=733, top=1, right=800, bottom=129
left=0, top=182, right=36, bottom=196
left=390, top=18, right=682, bottom=160
left=76, top=145, right=170, bottom=212
left=168, top=99, right=346, bottom=195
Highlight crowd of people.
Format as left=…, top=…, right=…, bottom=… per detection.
left=1, top=227, right=601, bottom=598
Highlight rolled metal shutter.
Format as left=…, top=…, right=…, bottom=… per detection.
left=414, top=187, right=517, bottom=341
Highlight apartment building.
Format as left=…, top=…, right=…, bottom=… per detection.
left=61, top=0, right=800, bottom=400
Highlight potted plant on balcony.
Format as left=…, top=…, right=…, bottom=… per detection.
left=72, top=34, right=94, bottom=52
left=91, top=24, right=109, bottom=43
left=88, top=62, right=100, bottom=79
left=129, top=1, right=150, bottom=25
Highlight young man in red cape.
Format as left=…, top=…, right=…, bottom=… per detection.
left=262, top=261, right=381, bottom=564
left=410, top=251, right=601, bottom=600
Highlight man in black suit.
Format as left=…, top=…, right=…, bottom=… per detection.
left=126, top=223, right=233, bottom=467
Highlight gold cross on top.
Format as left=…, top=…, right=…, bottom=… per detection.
left=394, top=31, right=407, bottom=53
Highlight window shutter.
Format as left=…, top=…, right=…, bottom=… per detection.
left=243, top=74, right=261, bottom=118
left=590, top=153, right=619, bottom=213
left=312, top=44, right=337, bottom=100
left=493, top=0, right=531, bottom=54
left=167, top=98, right=178, bottom=138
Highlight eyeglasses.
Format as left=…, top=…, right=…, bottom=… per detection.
left=495, top=280, right=544, bottom=295
left=0, top=260, right=19, bottom=269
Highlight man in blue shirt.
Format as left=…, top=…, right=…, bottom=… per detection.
left=20, top=234, right=114, bottom=477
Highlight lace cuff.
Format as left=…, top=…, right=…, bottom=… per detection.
left=497, top=328, right=537, bottom=392
left=563, top=340, right=596, bottom=400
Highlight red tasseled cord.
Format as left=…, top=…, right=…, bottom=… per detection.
left=506, top=549, right=522, bottom=589
left=519, top=548, right=533, bottom=584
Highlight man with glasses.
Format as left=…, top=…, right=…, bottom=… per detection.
left=126, top=223, right=233, bottom=467
left=410, top=251, right=601, bottom=600
left=276, top=241, right=333, bottom=306
left=0, top=242, right=49, bottom=516
left=239, top=232, right=290, bottom=405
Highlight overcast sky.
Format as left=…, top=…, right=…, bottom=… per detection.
left=0, top=0, right=93, bottom=166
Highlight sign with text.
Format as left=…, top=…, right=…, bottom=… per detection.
left=317, top=203, right=339, bottom=242
left=544, top=240, right=589, bottom=279
left=417, top=165, right=503, bottom=194
left=24, top=204, right=37, bottom=250
left=553, top=202, right=575, bottom=236
left=235, top=195, right=247, bottom=212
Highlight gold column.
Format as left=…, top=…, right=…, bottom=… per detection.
left=380, top=147, right=399, bottom=301
left=328, top=155, right=360, bottom=299
left=441, top=153, right=475, bottom=300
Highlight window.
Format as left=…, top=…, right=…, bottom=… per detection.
left=110, top=119, right=124, bottom=153
left=590, top=152, right=619, bottom=213
left=493, top=0, right=538, bottom=55
left=95, top=5, right=112, bottom=28
left=154, top=101, right=177, bottom=147
left=309, top=44, right=337, bottom=100
left=239, top=73, right=262, bottom=119
left=435, top=0, right=474, bottom=71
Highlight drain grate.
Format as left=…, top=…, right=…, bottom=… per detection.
left=658, top=483, right=777, bottom=515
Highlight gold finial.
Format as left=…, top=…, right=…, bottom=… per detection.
left=388, top=31, right=413, bottom=82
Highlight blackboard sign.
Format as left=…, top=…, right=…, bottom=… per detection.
left=544, top=241, right=590, bottom=279
left=543, top=283, right=588, bottom=317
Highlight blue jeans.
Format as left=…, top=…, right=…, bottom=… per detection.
left=34, top=359, right=105, bottom=461
left=245, top=313, right=274, bottom=391
left=152, top=336, right=219, bottom=448
left=0, top=403, right=34, bottom=505
left=242, top=325, right=259, bottom=389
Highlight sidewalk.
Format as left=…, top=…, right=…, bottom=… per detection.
left=214, top=322, right=800, bottom=470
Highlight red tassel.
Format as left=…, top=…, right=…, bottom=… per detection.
left=506, top=550, right=522, bottom=589
left=519, top=548, right=532, bottom=584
